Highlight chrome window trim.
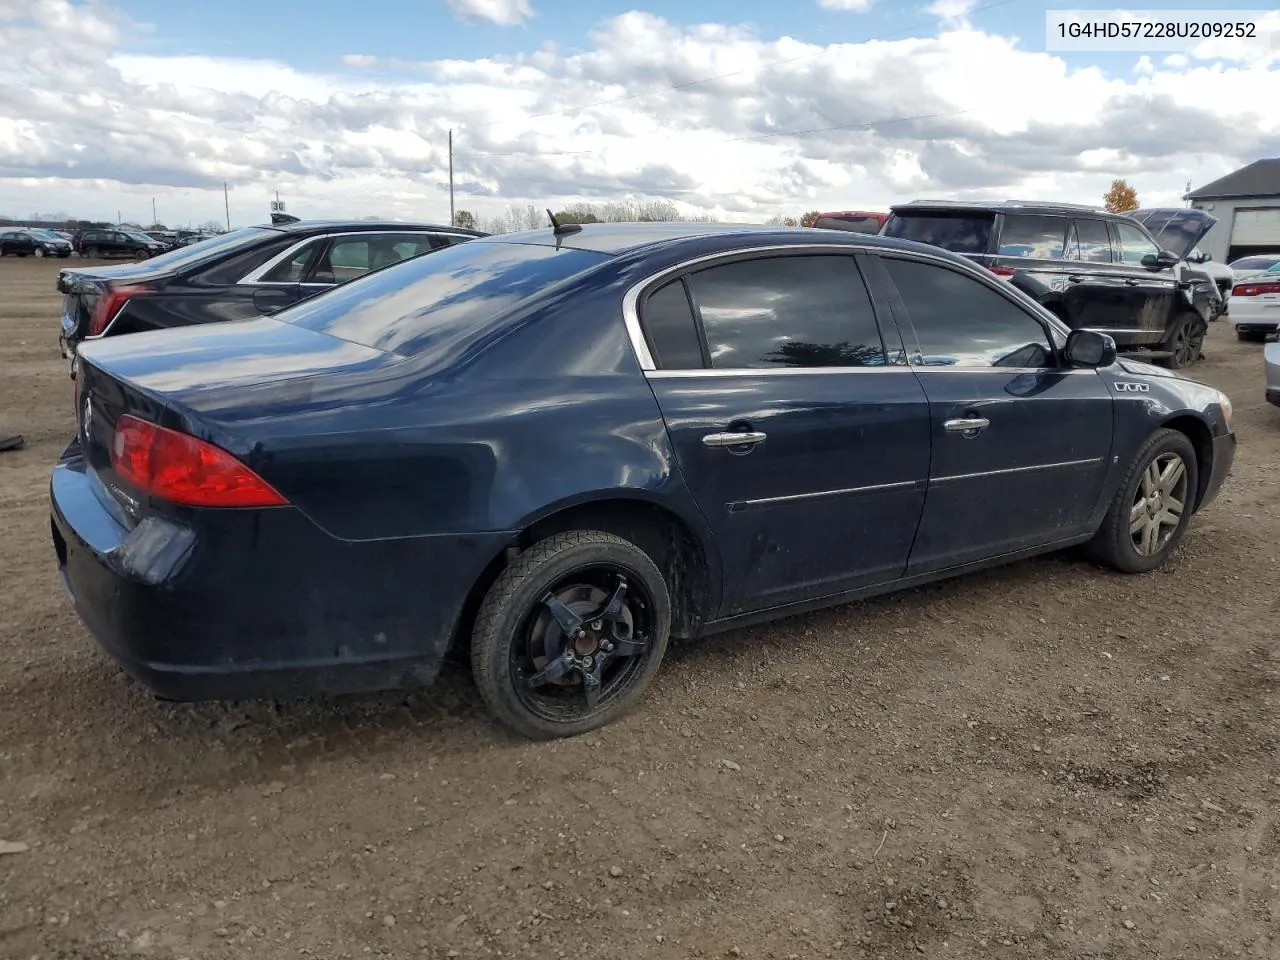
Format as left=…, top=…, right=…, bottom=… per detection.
left=621, top=242, right=1074, bottom=375
left=646, top=366, right=1097, bottom=378
left=237, top=229, right=464, bottom=285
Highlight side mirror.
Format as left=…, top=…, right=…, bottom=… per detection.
left=1141, top=250, right=1179, bottom=270
left=1064, top=329, right=1117, bottom=368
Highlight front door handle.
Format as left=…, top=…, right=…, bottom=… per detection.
left=1067, top=274, right=1083, bottom=283
left=1123, top=278, right=1139, bottom=286
left=702, top=431, right=767, bottom=448
left=944, top=417, right=990, bottom=436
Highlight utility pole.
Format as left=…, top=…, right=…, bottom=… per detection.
left=448, top=128, right=455, bottom=227
left=152, top=197, right=157, bottom=227
left=224, top=182, right=231, bottom=231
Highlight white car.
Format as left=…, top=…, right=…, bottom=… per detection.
left=1228, top=253, right=1280, bottom=281
left=1230, top=262, right=1280, bottom=340
left=1266, top=338, right=1280, bottom=408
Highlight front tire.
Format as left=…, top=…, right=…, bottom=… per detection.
left=471, top=530, right=672, bottom=740
left=1087, top=428, right=1198, bottom=574
left=34, top=248, right=45, bottom=258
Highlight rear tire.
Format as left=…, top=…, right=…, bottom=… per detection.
left=470, top=530, right=671, bottom=740
left=1163, top=313, right=1205, bottom=368
left=86, top=246, right=99, bottom=258
left=1086, top=428, right=1198, bottom=574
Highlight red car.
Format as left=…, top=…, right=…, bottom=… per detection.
left=812, top=211, right=888, bottom=234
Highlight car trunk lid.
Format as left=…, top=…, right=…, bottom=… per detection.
left=73, top=318, right=403, bottom=520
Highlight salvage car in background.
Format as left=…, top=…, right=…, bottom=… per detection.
left=52, top=222, right=1235, bottom=739
left=72, top=228, right=167, bottom=260
left=1228, top=253, right=1280, bottom=281
left=1229, top=261, right=1280, bottom=340
left=1266, top=338, right=1280, bottom=408
left=57, top=219, right=485, bottom=360
left=1127, top=209, right=1232, bottom=318
left=883, top=201, right=1218, bottom=368
left=0, top=228, right=73, bottom=258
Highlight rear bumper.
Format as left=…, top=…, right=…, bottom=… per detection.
left=1229, top=300, right=1280, bottom=332
left=50, top=446, right=510, bottom=701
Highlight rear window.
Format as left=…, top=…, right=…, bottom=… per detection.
left=814, top=215, right=884, bottom=234
left=128, top=226, right=271, bottom=272
left=1229, top=255, right=1280, bottom=270
left=278, top=240, right=609, bottom=357
left=882, top=212, right=993, bottom=254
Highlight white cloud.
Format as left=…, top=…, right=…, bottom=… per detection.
left=0, top=1, right=1277, bottom=227
left=925, top=0, right=979, bottom=19
left=816, top=0, right=877, bottom=10
left=445, top=0, right=533, bottom=28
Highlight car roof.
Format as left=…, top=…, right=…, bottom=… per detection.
left=470, top=221, right=929, bottom=257
left=267, top=219, right=487, bottom=238
left=889, top=199, right=1112, bottom=218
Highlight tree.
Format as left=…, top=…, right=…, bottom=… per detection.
left=454, top=209, right=477, bottom=230
left=1103, top=179, right=1139, bottom=213
left=800, top=210, right=822, bottom=228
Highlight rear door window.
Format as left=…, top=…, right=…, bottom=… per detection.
left=882, top=213, right=993, bottom=255
left=1067, top=219, right=1115, bottom=263
left=997, top=215, right=1068, bottom=258
left=685, top=255, right=887, bottom=369
left=261, top=240, right=324, bottom=283
left=640, top=279, right=705, bottom=369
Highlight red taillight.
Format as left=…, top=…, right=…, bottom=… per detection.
left=988, top=265, right=1015, bottom=279
left=1233, top=281, right=1280, bottom=297
left=88, top=284, right=153, bottom=336
left=111, top=415, right=287, bottom=508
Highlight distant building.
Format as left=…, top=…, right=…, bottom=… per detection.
left=1185, top=159, right=1280, bottom=263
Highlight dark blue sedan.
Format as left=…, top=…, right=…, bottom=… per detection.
left=50, top=222, right=1237, bottom=739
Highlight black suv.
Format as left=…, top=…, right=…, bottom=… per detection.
left=58, top=219, right=486, bottom=361
left=72, top=229, right=167, bottom=259
left=881, top=201, right=1219, bottom=368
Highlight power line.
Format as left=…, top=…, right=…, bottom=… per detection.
left=458, top=0, right=1016, bottom=132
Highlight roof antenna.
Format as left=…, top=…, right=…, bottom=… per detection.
left=547, top=208, right=582, bottom=236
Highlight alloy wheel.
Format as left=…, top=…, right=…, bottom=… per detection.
left=1130, top=452, right=1189, bottom=557
left=510, top=566, right=654, bottom=723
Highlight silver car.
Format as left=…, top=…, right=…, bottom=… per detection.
left=1266, top=338, right=1280, bottom=408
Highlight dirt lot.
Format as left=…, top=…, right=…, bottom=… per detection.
left=0, top=255, right=1277, bottom=960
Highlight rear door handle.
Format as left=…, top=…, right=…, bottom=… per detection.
left=944, top=417, right=990, bottom=436
left=1068, top=274, right=1083, bottom=283
left=1123, top=278, right=1139, bottom=286
left=702, top=431, right=767, bottom=448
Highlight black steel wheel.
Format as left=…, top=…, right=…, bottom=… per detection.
left=471, top=530, right=671, bottom=739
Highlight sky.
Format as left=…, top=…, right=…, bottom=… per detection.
left=0, top=0, right=1278, bottom=228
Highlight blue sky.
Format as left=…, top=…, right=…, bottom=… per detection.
left=109, top=0, right=1196, bottom=73
left=2, top=1, right=1277, bottom=226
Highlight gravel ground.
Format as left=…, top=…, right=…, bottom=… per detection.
left=1, top=255, right=1277, bottom=960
